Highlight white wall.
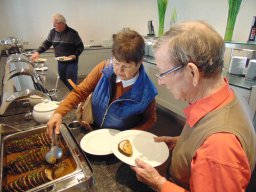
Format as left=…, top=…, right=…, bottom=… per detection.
left=0, top=0, right=255, bottom=49
left=165, top=0, right=255, bottom=42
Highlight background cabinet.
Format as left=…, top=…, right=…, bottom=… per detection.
left=40, top=51, right=58, bottom=75
left=224, top=42, right=256, bottom=128
left=40, top=48, right=112, bottom=78
left=78, top=48, right=111, bottom=78
left=143, top=61, right=187, bottom=118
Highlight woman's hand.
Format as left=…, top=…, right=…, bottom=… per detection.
left=131, top=158, right=166, bottom=192
left=154, top=136, right=179, bottom=150
left=46, top=113, right=62, bottom=137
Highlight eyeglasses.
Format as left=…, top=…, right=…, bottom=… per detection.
left=155, top=65, right=184, bottom=79
left=112, top=58, right=134, bottom=70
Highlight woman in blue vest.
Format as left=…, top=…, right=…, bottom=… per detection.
left=47, top=30, right=158, bottom=136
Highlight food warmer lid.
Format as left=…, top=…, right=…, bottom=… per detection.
left=33, top=100, right=59, bottom=112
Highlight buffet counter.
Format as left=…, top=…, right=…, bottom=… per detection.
left=0, top=55, right=159, bottom=192
left=31, top=47, right=112, bottom=79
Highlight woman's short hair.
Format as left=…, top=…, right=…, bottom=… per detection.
left=112, top=30, right=145, bottom=65
left=53, top=13, right=66, bottom=24
left=156, top=21, right=225, bottom=78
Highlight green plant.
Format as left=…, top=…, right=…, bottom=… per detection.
left=170, top=7, right=177, bottom=27
left=224, top=0, right=242, bottom=41
left=158, top=0, right=169, bottom=36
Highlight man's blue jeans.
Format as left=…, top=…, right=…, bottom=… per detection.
left=58, top=62, right=78, bottom=90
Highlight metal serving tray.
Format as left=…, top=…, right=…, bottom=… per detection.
left=0, top=124, right=94, bottom=192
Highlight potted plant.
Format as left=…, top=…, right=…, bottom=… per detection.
left=157, top=0, right=169, bottom=36
left=224, top=0, right=243, bottom=41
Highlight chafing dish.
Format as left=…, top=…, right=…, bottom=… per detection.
left=0, top=37, right=23, bottom=56
left=0, top=124, right=94, bottom=192
left=0, top=123, right=23, bottom=137
left=6, top=53, right=29, bottom=63
left=0, top=54, right=51, bottom=116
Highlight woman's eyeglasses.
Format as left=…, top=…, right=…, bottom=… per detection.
left=155, top=65, right=184, bottom=79
left=112, top=58, right=134, bottom=70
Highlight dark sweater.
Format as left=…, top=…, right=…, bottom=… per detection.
left=37, top=25, right=84, bottom=59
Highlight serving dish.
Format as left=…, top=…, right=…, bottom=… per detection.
left=32, top=100, right=59, bottom=124
left=0, top=124, right=94, bottom=192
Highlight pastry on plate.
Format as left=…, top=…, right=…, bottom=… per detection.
left=118, top=139, right=133, bottom=157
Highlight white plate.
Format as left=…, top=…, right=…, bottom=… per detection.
left=80, top=129, right=120, bottom=155
left=56, top=56, right=72, bottom=61
left=34, top=66, right=48, bottom=71
left=112, top=130, right=169, bottom=167
left=34, top=58, right=47, bottom=63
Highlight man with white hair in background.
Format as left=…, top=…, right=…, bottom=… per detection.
left=31, top=13, right=84, bottom=90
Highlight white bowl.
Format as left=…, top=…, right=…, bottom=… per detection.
left=32, top=100, right=59, bottom=124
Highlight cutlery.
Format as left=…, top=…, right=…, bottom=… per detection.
left=45, top=131, right=63, bottom=164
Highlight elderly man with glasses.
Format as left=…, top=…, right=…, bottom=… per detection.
left=132, top=21, right=256, bottom=192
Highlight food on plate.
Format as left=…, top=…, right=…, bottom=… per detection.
left=4, top=168, right=53, bottom=192
left=118, top=139, right=133, bottom=157
left=5, top=133, right=51, bottom=154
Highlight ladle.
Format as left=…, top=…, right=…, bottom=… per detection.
left=45, top=131, right=63, bottom=164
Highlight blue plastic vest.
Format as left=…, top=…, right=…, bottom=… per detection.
left=92, top=64, right=157, bottom=130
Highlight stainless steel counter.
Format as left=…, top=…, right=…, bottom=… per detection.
left=25, top=46, right=112, bottom=54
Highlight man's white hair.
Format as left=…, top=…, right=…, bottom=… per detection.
left=53, top=13, right=66, bottom=24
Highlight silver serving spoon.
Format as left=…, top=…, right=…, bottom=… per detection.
left=45, top=131, right=63, bottom=164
